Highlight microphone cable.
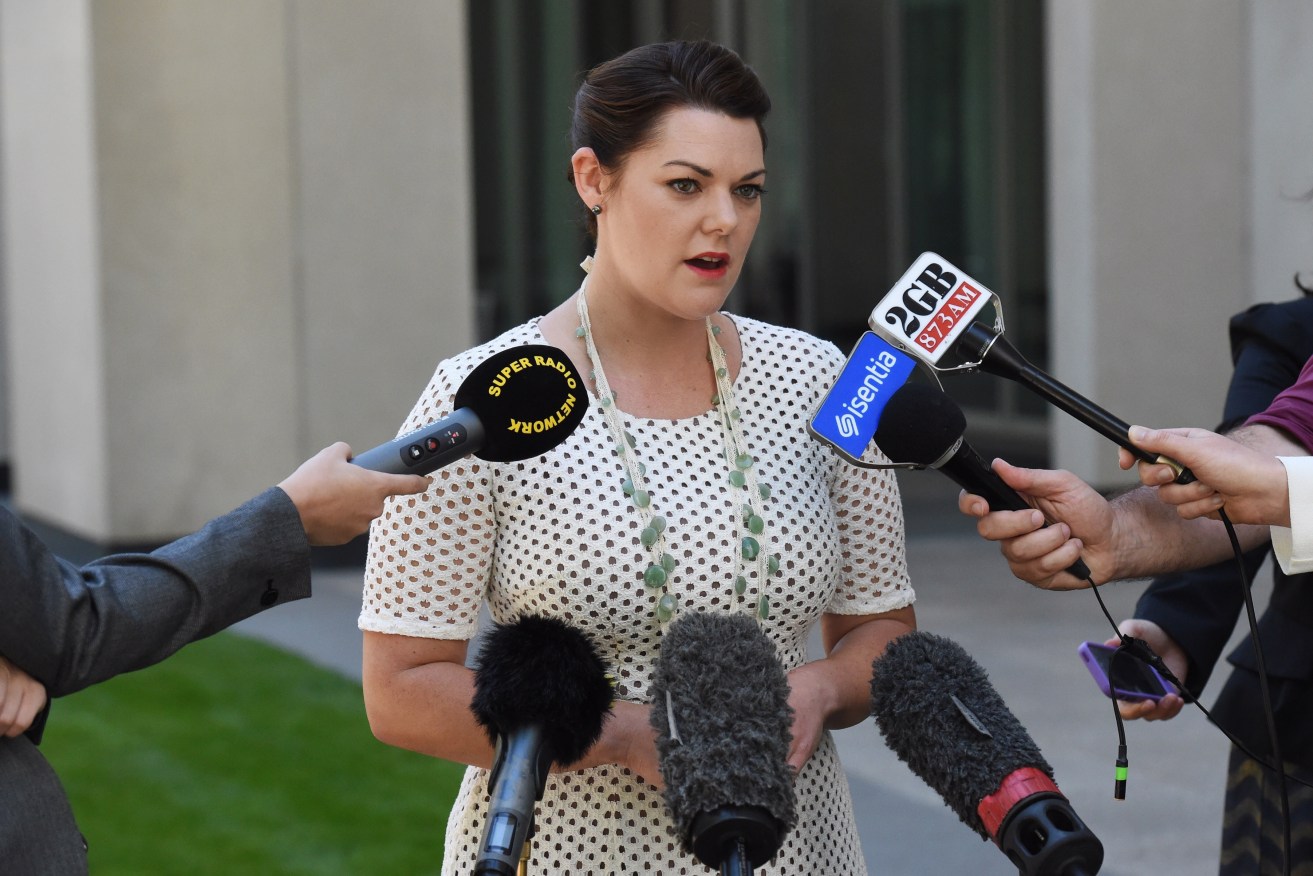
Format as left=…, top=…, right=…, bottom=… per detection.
left=1080, top=507, right=1293, bottom=876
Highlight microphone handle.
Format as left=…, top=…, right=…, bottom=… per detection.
left=474, top=726, right=550, bottom=876
left=962, top=324, right=1195, bottom=485
left=719, top=840, right=753, bottom=876
left=724, top=840, right=756, bottom=876
left=941, top=443, right=1093, bottom=582
left=351, top=408, right=486, bottom=475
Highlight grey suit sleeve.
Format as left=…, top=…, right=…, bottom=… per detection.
left=0, top=486, right=311, bottom=696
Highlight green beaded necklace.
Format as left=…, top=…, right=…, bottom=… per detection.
left=574, top=262, right=779, bottom=625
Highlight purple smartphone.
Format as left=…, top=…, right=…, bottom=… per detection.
left=1078, top=641, right=1175, bottom=702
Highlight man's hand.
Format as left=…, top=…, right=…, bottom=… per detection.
left=278, top=443, right=431, bottom=546
left=958, top=460, right=1118, bottom=590
left=0, top=656, right=48, bottom=737
left=1123, top=425, right=1293, bottom=526
left=1104, top=620, right=1188, bottom=722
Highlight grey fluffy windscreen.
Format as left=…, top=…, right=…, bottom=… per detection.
left=869, top=631, right=1053, bottom=838
left=649, top=612, right=798, bottom=849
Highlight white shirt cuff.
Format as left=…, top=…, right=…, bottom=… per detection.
left=1271, top=456, right=1313, bottom=574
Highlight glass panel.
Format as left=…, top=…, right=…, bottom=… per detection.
left=466, top=0, right=1047, bottom=451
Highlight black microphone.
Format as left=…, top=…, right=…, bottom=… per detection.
left=470, top=615, right=614, bottom=876
left=650, top=612, right=797, bottom=876
left=873, top=381, right=1092, bottom=582
left=871, top=631, right=1104, bottom=876
left=352, top=344, right=588, bottom=475
left=955, top=324, right=1195, bottom=484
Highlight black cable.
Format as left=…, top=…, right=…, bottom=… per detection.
left=1217, top=508, right=1290, bottom=876
left=1083, top=510, right=1293, bottom=876
left=1087, top=579, right=1130, bottom=800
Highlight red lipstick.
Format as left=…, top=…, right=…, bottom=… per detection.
left=685, top=252, right=731, bottom=278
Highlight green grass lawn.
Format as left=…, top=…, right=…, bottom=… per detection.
left=39, top=632, right=466, bottom=875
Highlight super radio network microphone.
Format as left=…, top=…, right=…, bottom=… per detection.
left=871, top=631, right=1104, bottom=876
left=650, top=612, right=797, bottom=876
left=470, top=615, right=614, bottom=876
left=351, top=344, right=587, bottom=476
left=868, top=253, right=1194, bottom=485
left=873, top=381, right=1092, bottom=581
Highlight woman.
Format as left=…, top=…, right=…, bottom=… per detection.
left=360, top=40, right=916, bottom=874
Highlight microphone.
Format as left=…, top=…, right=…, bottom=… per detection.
left=470, top=615, right=614, bottom=876
left=954, top=324, right=1195, bottom=485
left=872, top=381, right=1092, bottom=581
left=808, top=331, right=920, bottom=465
left=867, top=251, right=1192, bottom=485
left=870, top=631, right=1104, bottom=876
left=650, top=612, right=797, bottom=875
left=351, top=344, right=588, bottom=475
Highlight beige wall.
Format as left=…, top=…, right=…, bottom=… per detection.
left=1249, top=0, right=1313, bottom=303
left=1, top=0, right=110, bottom=534
left=1047, top=0, right=1253, bottom=486
left=0, top=0, right=472, bottom=542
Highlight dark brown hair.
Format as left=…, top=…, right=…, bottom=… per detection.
left=569, top=40, right=772, bottom=236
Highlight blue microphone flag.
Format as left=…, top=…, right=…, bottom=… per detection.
left=809, top=332, right=919, bottom=465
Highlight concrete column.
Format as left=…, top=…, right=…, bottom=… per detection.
left=1, top=0, right=112, bottom=535
left=288, top=0, right=473, bottom=455
left=0, top=0, right=473, bottom=543
left=1249, top=0, right=1313, bottom=303
left=1046, top=0, right=1250, bottom=486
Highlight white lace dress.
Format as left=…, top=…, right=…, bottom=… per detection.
left=360, top=315, right=915, bottom=875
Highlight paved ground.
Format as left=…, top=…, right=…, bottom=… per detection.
left=233, top=471, right=1249, bottom=875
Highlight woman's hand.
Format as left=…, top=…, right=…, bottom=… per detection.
left=783, top=663, right=834, bottom=775
left=564, top=699, right=664, bottom=789
left=783, top=608, right=919, bottom=776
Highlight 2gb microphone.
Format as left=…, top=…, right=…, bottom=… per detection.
left=868, top=252, right=1194, bottom=484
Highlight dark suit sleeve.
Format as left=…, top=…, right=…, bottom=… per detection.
left=0, top=486, right=311, bottom=698
left=1135, top=299, right=1313, bottom=695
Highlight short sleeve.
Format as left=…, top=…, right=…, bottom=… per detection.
left=811, top=338, right=915, bottom=615
left=358, top=358, right=497, bottom=640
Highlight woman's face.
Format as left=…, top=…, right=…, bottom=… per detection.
left=594, top=107, right=766, bottom=321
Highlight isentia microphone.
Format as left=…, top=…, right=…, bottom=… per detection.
left=871, top=631, right=1104, bottom=876
left=470, top=614, right=614, bottom=876
left=808, top=331, right=920, bottom=465
left=351, top=344, right=587, bottom=476
left=650, top=612, right=797, bottom=876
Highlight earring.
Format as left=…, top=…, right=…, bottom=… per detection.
left=590, top=204, right=602, bottom=216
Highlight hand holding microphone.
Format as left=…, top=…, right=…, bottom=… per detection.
left=873, top=381, right=1093, bottom=583
left=1121, top=424, right=1294, bottom=526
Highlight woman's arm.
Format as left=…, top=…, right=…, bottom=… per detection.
left=361, top=630, right=665, bottom=787
left=783, top=606, right=917, bottom=773
left=361, top=632, right=491, bottom=766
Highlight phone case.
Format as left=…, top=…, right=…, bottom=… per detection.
left=1077, top=641, right=1173, bottom=702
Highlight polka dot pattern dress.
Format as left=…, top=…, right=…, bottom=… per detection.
left=361, top=315, right=914, bottom=875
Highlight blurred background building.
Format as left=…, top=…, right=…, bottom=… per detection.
left=1, top=0, right=1311, bottom=547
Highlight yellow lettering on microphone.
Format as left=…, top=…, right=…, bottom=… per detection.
left=486, top=352, right=581, bottom=410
